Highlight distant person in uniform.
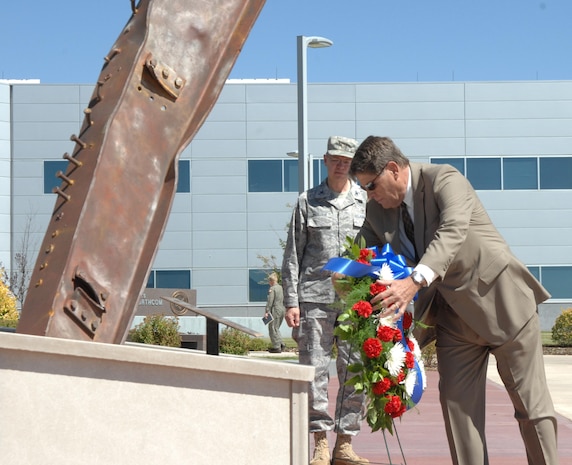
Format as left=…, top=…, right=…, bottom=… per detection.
left=264, top=272, right=285, bottom=353
left=281, top=136, right=369, bottom=465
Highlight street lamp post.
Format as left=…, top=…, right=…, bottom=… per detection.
left=297, top=35, right=333, bottom=194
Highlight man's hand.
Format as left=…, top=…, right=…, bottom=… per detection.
left=370, top=277, right=420, bottom=321
left=285, top=307, right=300, bottom=328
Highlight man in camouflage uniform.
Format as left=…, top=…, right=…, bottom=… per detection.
left=282, top=136, right=369, bottom=465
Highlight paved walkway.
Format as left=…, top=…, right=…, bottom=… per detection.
left=314, top=355, right=572, bottom=465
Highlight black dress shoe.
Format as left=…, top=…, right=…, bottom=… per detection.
left=268, top=347, right=282, bottom=353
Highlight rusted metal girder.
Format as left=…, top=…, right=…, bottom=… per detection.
left=17, top=0, right=266, bottom=343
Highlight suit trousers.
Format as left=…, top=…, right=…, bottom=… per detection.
left=435, top=298, right=558, bottom=465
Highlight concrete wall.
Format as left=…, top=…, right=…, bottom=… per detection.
left=0, top=332, right=313, bottom=465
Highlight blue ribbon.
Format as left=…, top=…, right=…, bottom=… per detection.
left=396, top=318, right=424, bottom=406
left=323, top=243, right=413, bottom=280
left=324, top=243, right=423, bottom=406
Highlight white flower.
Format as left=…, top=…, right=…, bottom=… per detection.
left=377, top=315, right=396, bottom=328
left=374, top=262, right=394, bottom=281
left=404, top=369, right=418, bottom=398
left=418, top=358, right=427, bottom=390
left=409, top=335, right=422, bottom=360
left=385, top=342, right=406, bottom=376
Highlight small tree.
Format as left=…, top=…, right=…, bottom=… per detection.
left=0, top=268, right=18, bottom=327
left=129, top=314, right=181, bottom=347
left=2, top=211, right=39, bottom=308
left=552, top=308, right=572, bottom=346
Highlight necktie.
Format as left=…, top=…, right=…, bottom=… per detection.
left=401, top=202, right=418, bottom=261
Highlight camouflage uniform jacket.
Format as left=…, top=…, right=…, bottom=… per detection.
left=281, top=180, right=367, bottom=308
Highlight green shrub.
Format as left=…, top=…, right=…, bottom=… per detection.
left=219, top=327, right=252, bottom=355
left=247, top=336, right=269, bottom=352
left=0, top=274, right=18, bottom=323
left=551, top=308, right=572, bottom=346
left=129, top=314, right=180, bottom=348
left=421, top=340, right=438, bottom=369
left=0, top=319, right=18, bottom=329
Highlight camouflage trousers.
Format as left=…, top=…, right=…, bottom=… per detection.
left=293, top=302, right=365, bottom=435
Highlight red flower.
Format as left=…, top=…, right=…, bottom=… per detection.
left=403, top=311, right=413, bottom=330
left=359, top=248, right=376, bottom=262
left=370, top=282, right=387, bottom=296
left=384, top=395, right=407, bottom=418
left=392, top=328, right=402, bottom=342
left=363, top=338, right=382, bottom=358
left=372, top=378, right=392, bottom=396
left=352, top=300, right=373, bottom=318
left=392, top=370, right=406, bottom=385
left=406, top=338, right=415, bottom=352
left=405, top=352, right=415, bottom=369
left=377, top=325, right=395, bottom=342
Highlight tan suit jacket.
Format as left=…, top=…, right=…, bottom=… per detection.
left=357, top=162, right=550, bottom=347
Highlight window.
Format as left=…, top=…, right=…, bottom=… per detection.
left=541, top=266, right=572, bottom=299
left=177, top=159, right=190, bottom=193
left=313, top=158, right=327, bottom=186
left=431, top=158, right=465, bottom=175
left=249, top=269, right=270, bottom=302
left=146, top=270, right=191, bottom=289
left=44, top=161, right=68, bottom=193
left=248, top=160, right=282, bottom=192
left=284, top=159, right=299, bottom=192
left=45, top=160, right=191, bottom=193
left=503, top=158, right=538, bottom=190
left=540, top=157, right=572, bottom=189
left=527, top=266, right=540, bottom=282
left=466, top=158, right=501, bottom=190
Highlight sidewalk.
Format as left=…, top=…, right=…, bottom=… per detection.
left=314, top=355, right=572, bottom=465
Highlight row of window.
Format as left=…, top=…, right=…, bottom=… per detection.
left=248, top=159, right=327, bottom=192
left=101, top=266, right=572, bottom=302
left=44, top=160, right=191, bottom=194
left=247, top=156, right=572, bottom=193
left=44, top=156, right=572, bottom=195
left=250, top=266, right=572, bottom=302
left=431, top=156, right=572, bottom=190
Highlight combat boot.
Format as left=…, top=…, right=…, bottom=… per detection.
left=332, top=434, right=370, bottom=465
left=310, top=431, right=330, bottom=465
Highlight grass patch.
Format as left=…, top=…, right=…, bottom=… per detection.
left=542, top=331, right=557, bottom=347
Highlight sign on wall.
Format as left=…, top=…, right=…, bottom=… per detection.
left=136, top=289, right=197, bottom=317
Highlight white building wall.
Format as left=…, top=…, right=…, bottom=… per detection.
left=0, top=83, right=11, bottom=271
left=7, top=80, right=572, bottom=330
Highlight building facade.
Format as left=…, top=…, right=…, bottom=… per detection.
left=1, top=79, right=571, bottom=333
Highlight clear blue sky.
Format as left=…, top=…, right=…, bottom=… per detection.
left=1, top=0, right=571, bottom=84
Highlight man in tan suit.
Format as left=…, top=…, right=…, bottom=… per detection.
left=349, top=136, right=558, bottom=465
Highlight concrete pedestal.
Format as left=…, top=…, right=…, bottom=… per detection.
left=0, top=332, right=313, bottom=465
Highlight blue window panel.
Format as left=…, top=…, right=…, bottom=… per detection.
left=248, top=160, right=282, bottom=192
left=177, top=160, right=190, bottom=193
left=467, top=158, right=501, bottom=190
left=527, top=266, right=540, bottom=281
left=146, top=271, right=155, bottom=288
left=155, top=270, right=191, bottom=289
left=540, top=157, right=572, bottom=189
left=284, top=159, right=299, bottom=192
left=249, top=269, right=270, bottom=302
left=44, top=160, right=69, bottom=193
left=542, top=266, right=572, bottom=299
left=313, top=158, right=327, bottom=186
left=431, top=158, right=465, bottom=175
left=503, top=158, right=538, bottom=190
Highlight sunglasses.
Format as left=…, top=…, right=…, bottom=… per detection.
left=361, top=171, right=383, bottom=191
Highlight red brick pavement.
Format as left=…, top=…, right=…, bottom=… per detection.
left=314, top=370, right=572, bottom=465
